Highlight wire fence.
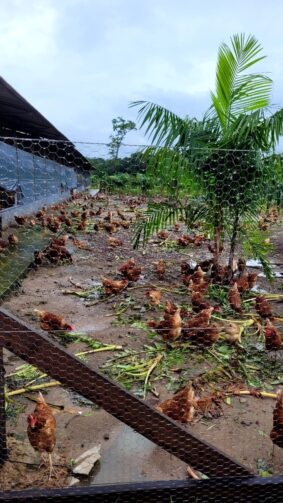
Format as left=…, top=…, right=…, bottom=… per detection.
left=0, top=138, right=282, bottom=500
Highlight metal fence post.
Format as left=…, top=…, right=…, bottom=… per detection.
left=0, top=345, right=7, bottom=464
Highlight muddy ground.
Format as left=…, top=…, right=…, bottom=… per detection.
left=0, top=192, right=282, bottom=490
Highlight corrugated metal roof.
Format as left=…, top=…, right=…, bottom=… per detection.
left=0, top=77, right=92, bottom=171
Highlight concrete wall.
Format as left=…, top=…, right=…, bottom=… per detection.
left=1, top=187, right=98, bottom=229
left=0, top=190, right=72, bottom=229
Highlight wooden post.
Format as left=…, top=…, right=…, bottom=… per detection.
left=0, top=345, right=7, bottom=464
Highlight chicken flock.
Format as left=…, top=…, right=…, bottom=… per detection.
left=2, top=192, right=282, bottom=477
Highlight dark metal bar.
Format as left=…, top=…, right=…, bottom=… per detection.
left=0, top=345, right=7, bottom=464
left=0, top=308, right=252, bottom=477
left=1, top=476, right=283, bottom=503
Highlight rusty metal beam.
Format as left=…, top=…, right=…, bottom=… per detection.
left=2, top=476, right=283, bottom=503
left=0, top=308, right=252, bottom=477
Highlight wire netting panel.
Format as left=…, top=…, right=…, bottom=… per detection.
left=0, top=138, right=281, bottom=499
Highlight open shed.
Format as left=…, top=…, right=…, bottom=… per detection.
left=0, top=77, right=92, bottom=227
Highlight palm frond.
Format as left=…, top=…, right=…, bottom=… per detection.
left=242, top=228, right=274, bottom=282
left=209, top=34, right=272, bottom=129
left=132, top=199, right=208, bottom=248
left=132, top=205, right=182, bottom=248
left=130, top=101, right=186, bottom=147
left=261, top=109, right=283, bottom=149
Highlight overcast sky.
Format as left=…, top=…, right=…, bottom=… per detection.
left=1, top=0, right=283, bottom=153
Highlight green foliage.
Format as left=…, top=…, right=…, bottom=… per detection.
left=263, top=153, right=283, bottom=208
left=208, top=34, right=272, bottom=130
left=89, top=152, right=146, bottom=176
left=90, top=152, right=151, bottom=194
left=242, top=228, right=274, bottom=281
left=108, top=116, right=136, bottom=159
left=91, top=172, right=152, bottom=194
left=132, top=198, right=208, bottom=248
left=130, top=34, right=283, bottom=264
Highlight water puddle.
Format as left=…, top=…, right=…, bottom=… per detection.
left=82, top=424, right=185, bottom=485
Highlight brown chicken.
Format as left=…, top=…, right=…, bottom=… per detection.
left=270, top=389, right=283, bottom=456
left=247, top=272, right=258, bottom=290
left=120, top=221, right=130, bottom=229
left=183, top=307, right=214, bottom=337
left=176, top=235, right=195, bottom=247
left=34, top=310, right=74, bottom=332
left=93, top=222, right=103, bottom=231
left=210, top=263, right=230, bottom=284
left=235, top=272, right=258, bottom=293
left=188, top=278, right=210, bottom=295
left=8, top=233, right=18, bottom=245
left=119, top=258, right=136, bottom=275
left=36, top=210, right=45, bottom=219
left=182, top=274, right=192, bottom=286
left=255, top=296, right=274, bottom=320
left=101, top=277, right=129, bottom=295
left=180, top=261, right=195, bottom=276
left=197, top=259, right=213, bottom=273
left=125, top=267, right=141, bottom=282
left=103, top=223, right=117, bottom=234
left=191, top=292, right=212, bottom=312
left=265, top=319, right=282, bottom=351
left=228, top=283, right=243, bottom=314
left=77, top=221, right=87, bottom=231
left=222, top=322, right=242, bottom=344
left=45, top=245, right=72, bottom=264
left=193, top=235, right=205, bottom=247
left=33, top=250, right=45, bottom=265
left=63, top=217, right=72, bottom=227
left=119, top=258, right=141, bottom=280
left=234, top=273, right=250, bottom=293
left=108, top=237, right=123, bottom=247
left=104, top=211, right=113, bottom=222
left=185, top=320, right=219, bottom=346
left=71, top=210, right=80, bottom=218
left=14, top=215, right=27, bottom=225
left=237, top=257, right=246, bottom=273
left=81, top=210, right=89, bottom=221
left=94, top=207, right=103, bottom=216
left=156, top=383, right=196, bottom=423
left=191, top=266, right=206, bottom=284
left=154, top=301, right=182, bottom=342
left=154, top=259, right=165, bottom=280
left=27, top=392, right=56, bottom=479
left=117, top=209, right=127, bottom=221
left=146, top=289, right=161, bottom=306
left=157, top=230, right=169, bottom=240
left=208, top=243, right=224, bottom=255
left=47, top=218, right=61, bottom=233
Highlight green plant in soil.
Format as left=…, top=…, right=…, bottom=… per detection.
left=131, top=34, right=283, bottom=275
left=101, top=327, right=282, bottom=398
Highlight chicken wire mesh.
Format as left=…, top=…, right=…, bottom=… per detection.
left=0, top=138, right=282, bottom=500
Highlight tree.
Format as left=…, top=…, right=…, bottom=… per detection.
left=131, top=34, right=283, bottom=277
left=108, top=116, right=136, bottom=159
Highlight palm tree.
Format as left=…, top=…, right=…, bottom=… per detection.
left=131, top=34, right=283, bottom=275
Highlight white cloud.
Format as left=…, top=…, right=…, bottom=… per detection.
left=0, top=0, right=282, bottom=149
left=0, top=1, right=57, bottom=62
